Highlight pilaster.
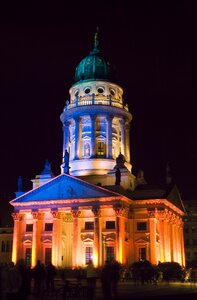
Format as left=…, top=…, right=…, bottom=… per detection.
left=107, top=115, right=113, bottom=159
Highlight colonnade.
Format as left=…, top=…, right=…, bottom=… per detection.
left=62, top=115, right=131, bottom=162
left=11, top=206, right=129, bottom=268
left=148, top=209, right=185, bottom=266
left=11, top=206, right=185, bottom=268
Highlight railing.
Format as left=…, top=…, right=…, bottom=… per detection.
left=64, top=94, right=129, bottom=111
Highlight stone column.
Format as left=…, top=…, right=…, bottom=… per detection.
left=90, top=115, right=96, bottom=158
left=163, top=219, right=168, bottom=261
left=170, top=214, right=179, bottom=262
left=148, top=209, right=157, bottom=265
left=71, top=209, right=81, bottom=267
left=125, top=121, right=130, bottom=162
left=11, top=213, right=21, bottom=264
left=120, top=118, right=125, bottom=156
left=114, top=206, right=126, bottom=263
left=74, top=117, right=80, bottom=159
left=31, top=211, right=39, bottom=267
left=92, top=207, right=101, bottom=267
left=175, top=217, right=184, bottom=265
left=107, top=115, right=113, bottom=159
left=157, top=210, right=165, bottom=262
left=179, top=219, right=185, bottom=266
left=51, top=210, right=62, bottom=267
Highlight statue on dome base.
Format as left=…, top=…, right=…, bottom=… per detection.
left=63, top=149, right=70, bottom=174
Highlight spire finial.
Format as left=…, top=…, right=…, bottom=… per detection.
left=94, top=27, right=99, bottom=49
left=41, top=159, right=52, bottom=175
left=17, top=176, right=23, bottom=192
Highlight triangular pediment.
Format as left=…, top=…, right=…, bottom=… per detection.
left=10, top=173, right=118, bottom=204
left=135, top=238, right=149, bottom=244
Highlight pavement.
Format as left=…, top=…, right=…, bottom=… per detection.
left=28, top=279, right=197, bottom=300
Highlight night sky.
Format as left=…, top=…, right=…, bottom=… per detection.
left=0, top=1, right=196, bottom=226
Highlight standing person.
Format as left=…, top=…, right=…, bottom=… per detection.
left=111, top=260, right=121, bottom=299
left=101, top=260, right=112, bottom=300
left=32, top=260, right=46, bottom=296
left=45, top=261, right=57, bottom=295
left=5, top=261, right=22, bottom=300
left=86, top=260, right=97, bottom=300
left=16, top=259, right=32, bottom=300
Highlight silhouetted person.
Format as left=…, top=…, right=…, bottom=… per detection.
left=86, top=260, right=97, bottom=300
left=32, top=260, right=46, bottom=296
left=5, top=261, right=21, bottom=300
left=77, top=267, right=84, bottom=284
left=101, top=260, right=112, bottom=300
left=16, top=259, right=31, bottom=300
left=115, top=168, right=121, bottom=185
left=45, top=262, right=56, bottom=295
left=111, top=260, right=121, bottom=299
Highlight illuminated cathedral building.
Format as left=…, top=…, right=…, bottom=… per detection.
left=10, top=32, right=185, bottom=268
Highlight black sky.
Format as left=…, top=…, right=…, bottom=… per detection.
left=0, top=1, right=196, bottom=226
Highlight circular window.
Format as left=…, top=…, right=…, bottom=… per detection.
left=97, top=87, right=104, bottom=94
left=110, top=89, right=116, bottom=96
left=84, top=88, right=91, bottom=94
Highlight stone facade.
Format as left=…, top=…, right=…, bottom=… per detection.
left=10, top=33, right=185, bottom=268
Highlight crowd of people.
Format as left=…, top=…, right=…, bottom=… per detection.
left=0, top=259, right=57, bottom=300
left=0, top=258, right=122, bottom=300
left=0, top=258, right=195, bottom=300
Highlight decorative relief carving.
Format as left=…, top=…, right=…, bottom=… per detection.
left=81, top=233, right=94, bottom=242
left=12, top=213, right=22, bottom=221
left=71, top=209, right=81, bottom=218
left=148, top=209, right=156, bottom=218
left=113, top=205, right=128, bottom=217
left=63, top=213, right=73, bottom=222
left=51, top=210, right=61, bottom=219
left=32, top=211, right=39, bottom=219
left=92, top=207, right=101, bottom=217
left=156, top=209, right=166, bottom=219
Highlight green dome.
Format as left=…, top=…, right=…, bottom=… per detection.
left=74, top=31, right=115, bottom=83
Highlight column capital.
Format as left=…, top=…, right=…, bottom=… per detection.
left=51, top=210, right=61, bottom=219
left=12, top=212, right=22, bottom=221
left=92, top=206, right=101, bottom=217
left=71, top=209, right=81, bottom=218
left=32, top=211, right=39, bottom=219
left=113, top=205, right=128, bottom=217
left=148, top=209, right=156, bottom=218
